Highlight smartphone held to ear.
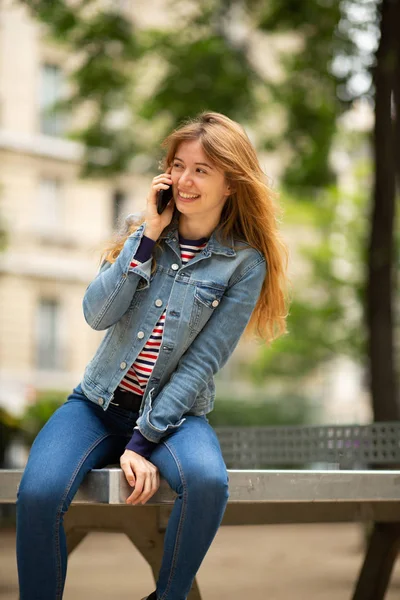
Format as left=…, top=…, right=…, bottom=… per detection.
left=157, top=185, right=173, bottom=215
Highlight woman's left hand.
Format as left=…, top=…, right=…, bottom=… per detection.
left=120, top=449, right=161, bottom=505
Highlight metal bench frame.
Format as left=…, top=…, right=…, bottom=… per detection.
left=1, top=422, right=400, bottom=600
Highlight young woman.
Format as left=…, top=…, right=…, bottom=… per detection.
left=16, top=111, right=288, bottom=600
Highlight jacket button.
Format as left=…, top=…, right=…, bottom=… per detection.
left=155, top=299, right=163, bottom=307
left=120, top=361, right=127, bottom=369
left=98, top=398, right=104, bottom=406
left=171, top=263, right=179, bottom=270
left=212, top=300, right=219, bottom=307
left=137, top=331, right=145, bottom=339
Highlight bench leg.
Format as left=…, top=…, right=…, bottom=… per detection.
left=124, top=506, right=202, bottom=600
left=65, top=528, right=88, bottom=555
left=123, top=506, right=166, bottom=584
left=187, top=579, right=202, bottom=600
left=352, top=522, right=400, bottom=600
left=64, top=506, right=202, bottom=599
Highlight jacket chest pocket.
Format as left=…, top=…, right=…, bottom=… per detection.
left=188, top=283, right=226, bottom=334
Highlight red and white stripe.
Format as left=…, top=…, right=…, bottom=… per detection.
left=117, top=239, right=207, bottom=396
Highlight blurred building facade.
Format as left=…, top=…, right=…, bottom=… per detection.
left=0, top=0, right=150, bottom=414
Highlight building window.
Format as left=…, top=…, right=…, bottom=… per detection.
left=36, top=178, right=63, bottom=232
left=112, top=190, right=126, bottom=227
left=39, top=63, right=66, bottom=136
left=35, top=299, right=61, bottom=370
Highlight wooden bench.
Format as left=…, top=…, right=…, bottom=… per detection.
left=1, top=422, right=400, bottom=600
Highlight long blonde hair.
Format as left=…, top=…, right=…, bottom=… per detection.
left=101, top=112, right=289, bottom=344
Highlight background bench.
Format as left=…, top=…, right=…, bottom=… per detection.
left=1, top=422, right=400, bottom=600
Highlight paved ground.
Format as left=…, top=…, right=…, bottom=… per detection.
left=1, top=524, right=400, bottom=599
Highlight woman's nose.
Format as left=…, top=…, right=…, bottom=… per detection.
left=178, top=170, right=194, bottom=187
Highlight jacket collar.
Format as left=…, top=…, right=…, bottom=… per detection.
left=160, top=208, right=236, bottom=257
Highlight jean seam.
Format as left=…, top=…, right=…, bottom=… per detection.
left=54, top=432, right=115, bottom=599
left=158, top=440, right=187, bottom=600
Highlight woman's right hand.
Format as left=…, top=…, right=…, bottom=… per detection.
left=144, top=167, right=175, bottom=239
left=120, top=449, right=161, bottom=505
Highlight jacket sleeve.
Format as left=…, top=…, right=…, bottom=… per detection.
left=135, top=256, right=267, bottom=444
left=82, top=223, right=156, bottom=330
left=125, top=426, right=158, bottom=459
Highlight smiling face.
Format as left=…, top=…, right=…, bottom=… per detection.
left=170, top=139, right=232, bottom=225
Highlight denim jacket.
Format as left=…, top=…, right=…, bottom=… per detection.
left=80, top=210, right=266, bottom=444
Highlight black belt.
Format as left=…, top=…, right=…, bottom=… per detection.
left=110, top=387, right=142, bottom=412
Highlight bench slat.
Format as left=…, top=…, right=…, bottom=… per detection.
left=2, top=468, right=400, bottom=505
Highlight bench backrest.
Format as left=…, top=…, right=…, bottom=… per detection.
left=215, top=422, right=400, bottom=469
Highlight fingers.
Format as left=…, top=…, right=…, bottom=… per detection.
left=153, top=173, right=172, bottom=184
left=148, top=173, right=172, bottom=207
left=152, top=173, right=172, bottom=191
left=144, top=171, right=175, bottom=231
left=127, top=471, right=145, bottom=504
left=153, top=182, right=170, bottom=192
left=120, top=460, right=136, bottom=488
left=126, top=466, right=160, bottom=505
left=121, top=450, right=161, bottom=506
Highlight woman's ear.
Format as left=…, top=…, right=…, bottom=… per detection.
left=225, top=182, right=236, bottom=196
left=224, top=176, right=236, bottom=196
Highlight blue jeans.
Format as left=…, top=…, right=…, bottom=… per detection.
left=16, top=384, right=229, bottom=600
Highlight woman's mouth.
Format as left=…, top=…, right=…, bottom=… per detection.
left=177, top=191, right=200, bottom=203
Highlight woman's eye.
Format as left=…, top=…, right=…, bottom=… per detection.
left=171, top=163, right=207, bottom=174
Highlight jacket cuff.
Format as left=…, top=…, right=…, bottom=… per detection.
left=127, top=232, right=154, bottom=286
left=125, top=427, right=158, bottom=459
left=130, top=235, right=156, bottom=266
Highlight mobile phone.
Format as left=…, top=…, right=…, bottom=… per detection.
left=157, top=185, right=173, bottom=215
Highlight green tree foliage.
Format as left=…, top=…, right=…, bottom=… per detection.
left=210, top=392, right=313, bottom=426
left=245, top=0, right=378, bottom=191
left=0, top=408, right=20, bottom=467
left=20, top=0, right=375, bottom=185
left=138, top=32, right=259, bottom=127
left=19, top=0, right=378, bottom=186
left=21, top=0, right=260, bottom=176
left=18, top=390, right=66, bottom=446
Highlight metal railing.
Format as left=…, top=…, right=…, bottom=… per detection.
left=215, top=422, right=400, bottom=469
